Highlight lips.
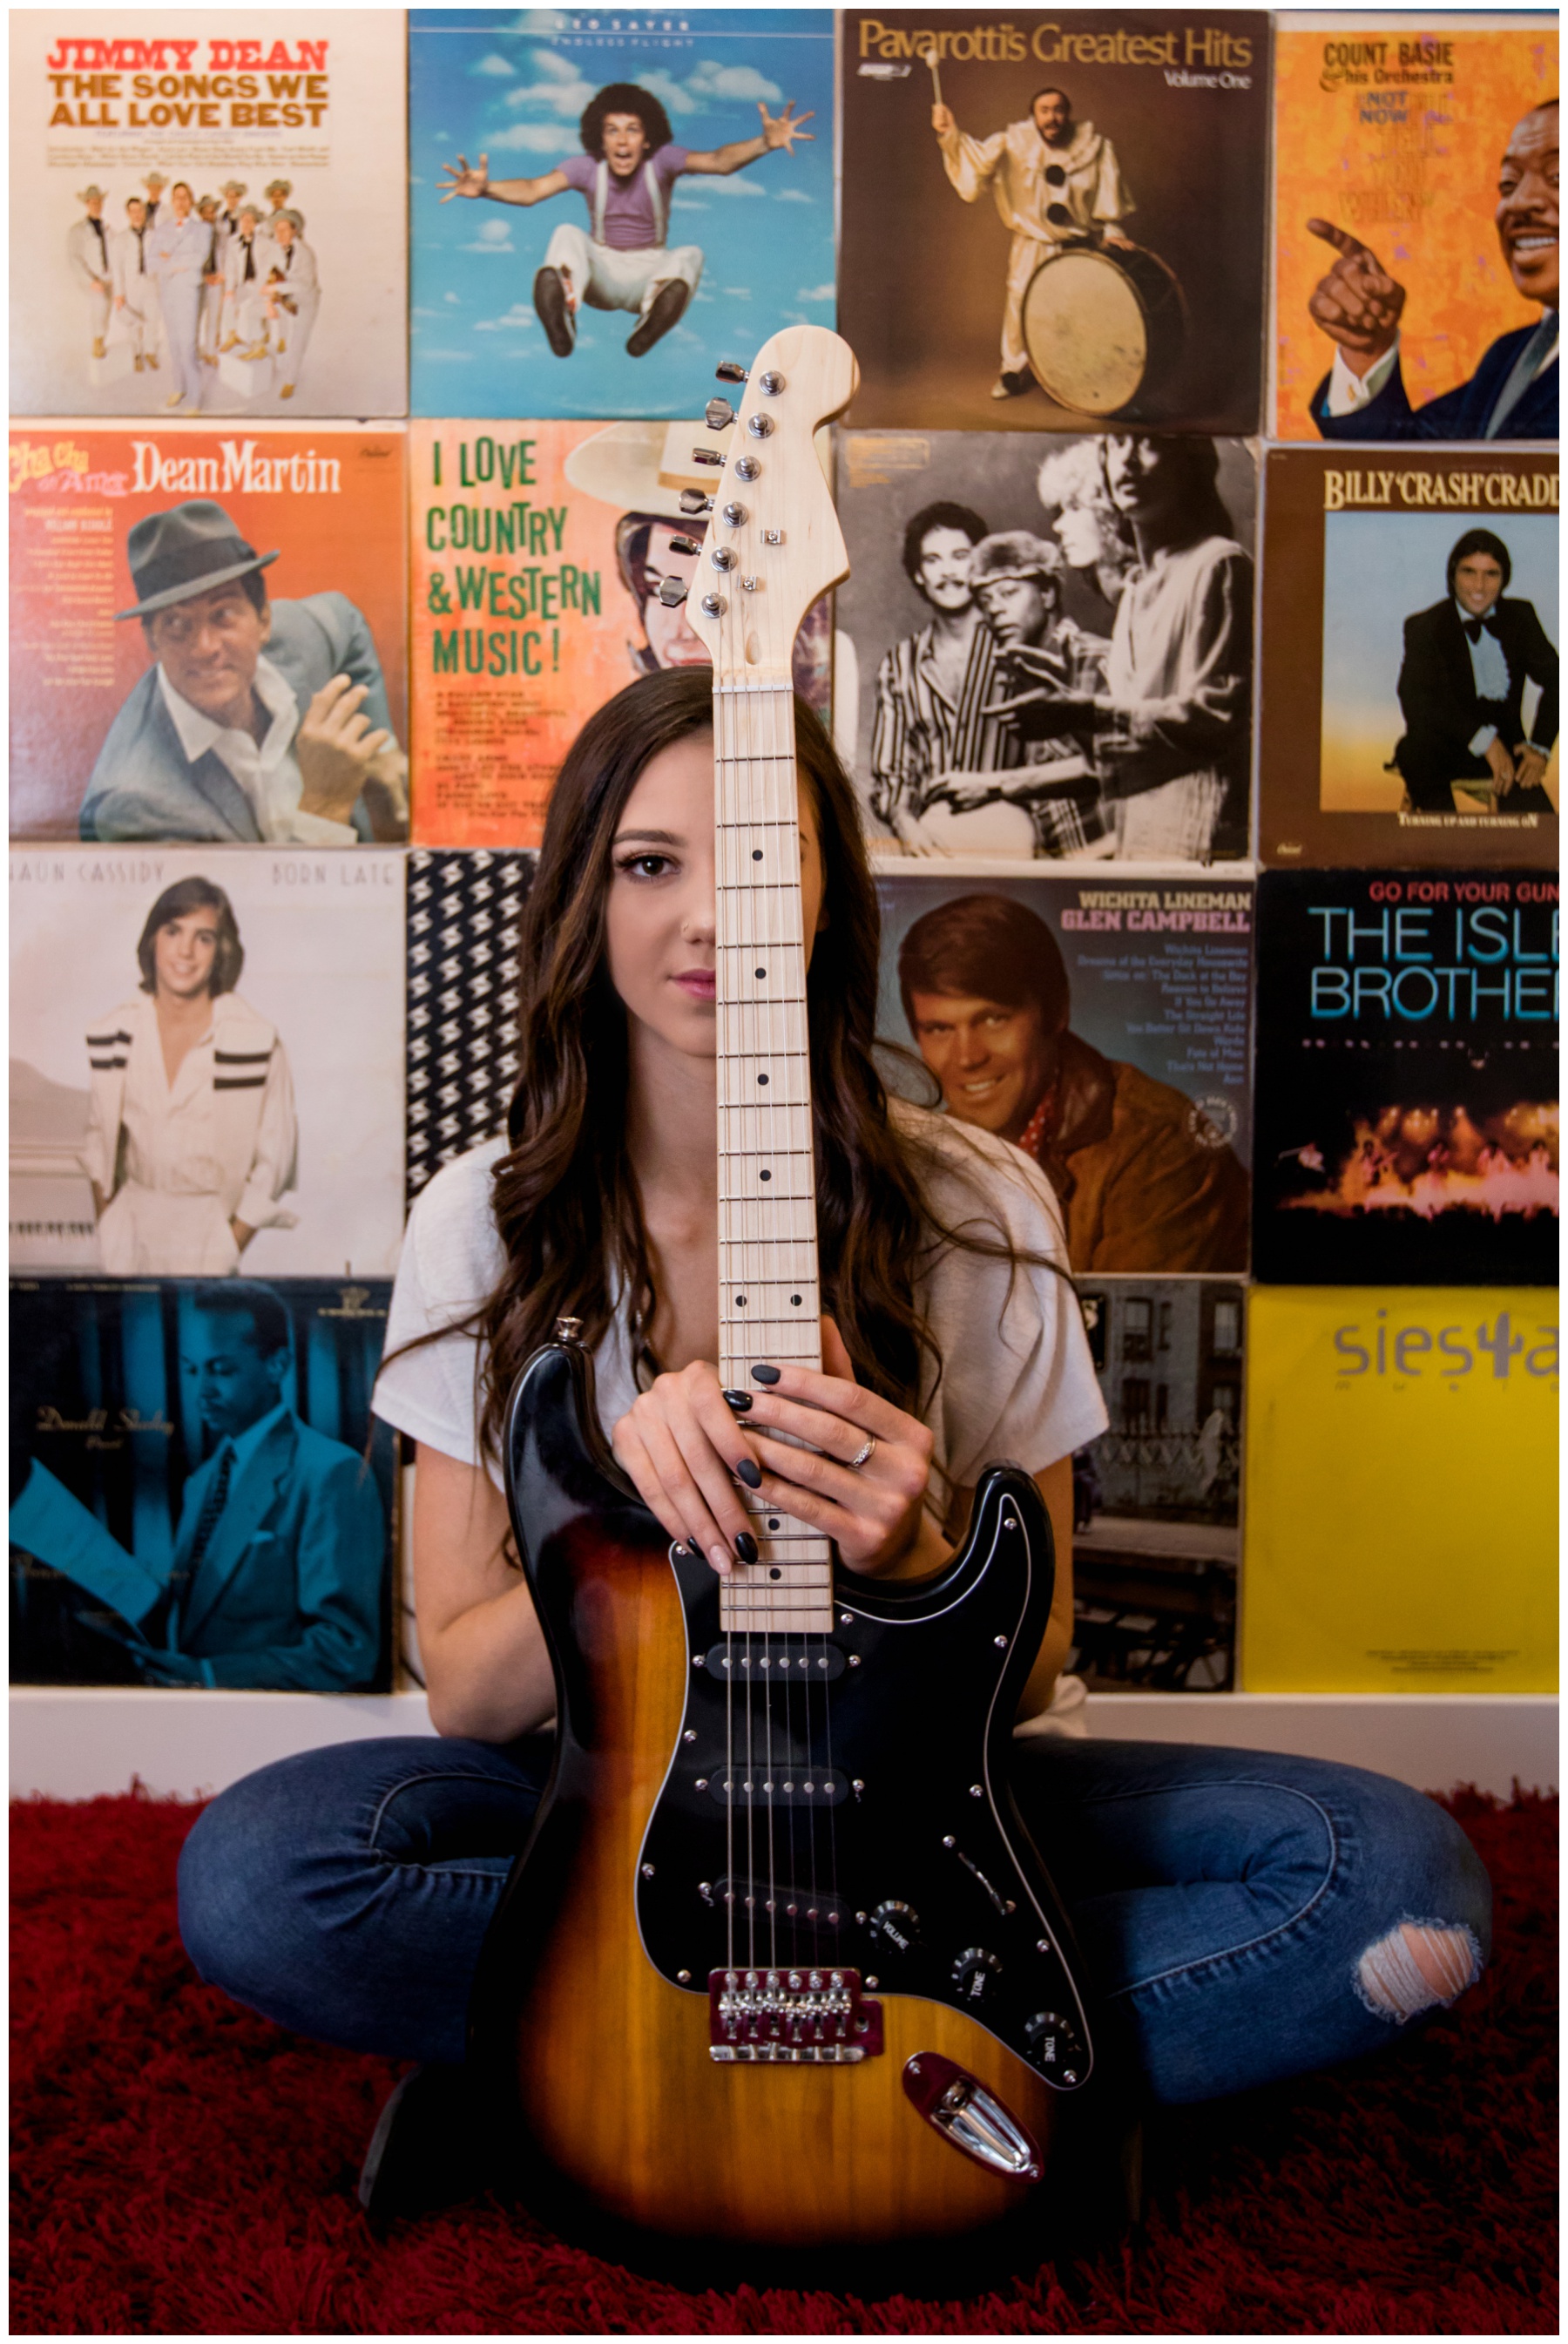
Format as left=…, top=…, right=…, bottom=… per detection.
left=673, top=970, right=715, bottom=1000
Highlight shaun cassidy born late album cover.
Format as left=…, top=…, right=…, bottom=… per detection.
left=10, top=1275, right=395, bottom=1691
left=875, top=870, right=1254, bottom=1276
left=1259, top=448, right=1558, bottom=871
left=10, top=10, right=409, bottom=419
left=838, top=10, right=1270, bottom=433
left=835, top=426, right=1255, bottom=863
left=1273, top=14, right=1558, bottom=444
left=9, top=421, right=409, bottom=844
left=1253, top=870, right=1558, bottom=1287
left=10, top=846, right=407, bottom=1282
left=406, top=845, right=536, bottom=1200
left=409, top=420, right=829, bottom=847
left=408, top=8, right=835, bottom=423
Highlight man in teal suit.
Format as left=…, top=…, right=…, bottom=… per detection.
left=141, top=1282, right=385, bottom=1690
left=80, top=499, right=408, bottom=844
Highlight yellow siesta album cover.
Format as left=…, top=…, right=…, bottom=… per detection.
left=1240, top=1286, right=1558, bottom=1693
left=1274, top=16, right=1558, bottom=441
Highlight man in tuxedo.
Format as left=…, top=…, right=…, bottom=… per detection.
left=1391, top=528, right=1558, bottom=815
left=139, top=1282, right=384, bottom=1690
left=1306, top=98, right=1558, bottom=440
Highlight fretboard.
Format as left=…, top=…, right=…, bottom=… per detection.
left=713, top=678, right=834, bottom=1634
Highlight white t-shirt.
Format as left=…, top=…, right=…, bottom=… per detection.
left=375, top=1101, right=1108, bottom=1514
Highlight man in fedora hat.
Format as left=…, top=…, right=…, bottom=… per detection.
left=67, top=186, right=113, bottom=361
left=146, top=181, right=210, bottom=410
left=141, top=169, right=169, bottom=224
left=80, top=500, right=408, bottom=846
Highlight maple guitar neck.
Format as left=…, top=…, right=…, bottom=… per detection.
left=684, top=325, right=859, bottom=1636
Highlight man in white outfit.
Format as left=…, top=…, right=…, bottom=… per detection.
left=440, top=78, right=813, bottom=359
left=67, top=186, right=114, bottom=361
left=933, top=86, right=1135, bottom=399
left=85, top=874, right=298, bottom=1278
left=147, top=181, right=209, bottom=410
left=196, top=196, right=226, bottom=367
left=222, top=204, right=272, bottom=354
left=110, top=195, right=161, bottom=375
left=261, top=211, right=320, bottom=396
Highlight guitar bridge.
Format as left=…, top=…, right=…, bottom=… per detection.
left=708, top=1967, right=884, bottom=2063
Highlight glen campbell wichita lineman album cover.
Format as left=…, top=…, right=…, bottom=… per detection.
left=838, top=9, right=1270, bottom=433
left=10, top=9, right=408, bottom=418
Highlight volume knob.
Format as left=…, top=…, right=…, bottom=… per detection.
left=868, top=1900, right=920, bottom=1954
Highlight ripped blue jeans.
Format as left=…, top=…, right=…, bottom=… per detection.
left=177, top=1733, right=1491, bottom=2105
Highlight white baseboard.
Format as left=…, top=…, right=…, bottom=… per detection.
left=10, top=1685, right=1557, bottom=1803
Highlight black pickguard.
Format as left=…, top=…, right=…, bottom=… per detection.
left=480, top=1338, right=1098, bottom=2096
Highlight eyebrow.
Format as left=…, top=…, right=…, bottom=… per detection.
left=612, top=827, right=684, bottom=847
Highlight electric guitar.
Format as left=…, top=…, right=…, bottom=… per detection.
left=474, top=327, right=1100, bottom=2252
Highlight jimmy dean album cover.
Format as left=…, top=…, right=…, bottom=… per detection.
left=10, top=1274, right=395, bottom=1690
left=836, top=427, right=1255, bottom=862
left=1274, top=15, right=1558, bottom=443
left=10, top=10, right=408, bottom=419
left=409, top=8, right=835, bottom=422
left=1259, top=449, right=1558, bottom=871
left=9, top=421, right=409, bottom=844
left=407, top=845, right=535, bottom=1201
left=1253, top=870, right=1559, bottom=1286
left=1241, top=1284, right=1557, bottom=1694
left=875, top=871, right=1253, bottom=1274
left=409, top=419, right=829, bottom=846
left=838, top=10, right=1270, bottom=433
left=1067, top=1277, right=1242, bottom=1692
left=10, top=845, right=406, bottom=1281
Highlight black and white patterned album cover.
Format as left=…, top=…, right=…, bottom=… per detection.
left=406, top=849, right=535, bottom=1201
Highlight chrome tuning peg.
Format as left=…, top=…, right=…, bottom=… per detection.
left=679, top=489, right=714, bottom=516
left=666, top=533, right=702, bottom=558
left=656, top=577, right=689, bottom=607
left=714, top=360, right=748, bottom=383
left=705, top=397, right=736, bottom=432
left=692, top=447, right=725, bottom=468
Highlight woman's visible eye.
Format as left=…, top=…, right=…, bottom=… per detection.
left=618, top=851, right=676, bottom=880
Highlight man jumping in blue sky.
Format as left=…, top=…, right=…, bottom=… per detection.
left=440, top=78, right=814, bottom=359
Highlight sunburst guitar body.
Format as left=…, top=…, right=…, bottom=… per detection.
left=470, top=329, right=1101, bottom=2253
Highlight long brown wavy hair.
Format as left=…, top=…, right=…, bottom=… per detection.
left=465, top=666, right=1046, bottom=1468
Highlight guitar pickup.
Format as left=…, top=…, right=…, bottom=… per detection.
left=709, top=1966, right=883, bottom=2063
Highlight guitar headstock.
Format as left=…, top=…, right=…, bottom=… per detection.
left=676, top=326, right=858, bottom=683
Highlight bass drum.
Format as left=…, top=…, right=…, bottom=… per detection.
left=1021, top=242, right=1186, bottom=418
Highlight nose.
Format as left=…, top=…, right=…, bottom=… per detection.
left=956, top=1024, right=990, bottom=1067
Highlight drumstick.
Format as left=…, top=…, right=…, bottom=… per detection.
left=923, top=41, right=943, bottom=108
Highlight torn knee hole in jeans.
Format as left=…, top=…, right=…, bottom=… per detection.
left=1355, top=1920, right=1483, bottom=2022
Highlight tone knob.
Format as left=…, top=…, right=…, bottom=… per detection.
left=1024, top=2009, right=1085, bottom=2073
left=868, top=1900, right=920, bottom=1954
left=951, top=1948, right=1002, bottom=2002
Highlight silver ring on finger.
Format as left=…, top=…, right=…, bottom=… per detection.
left=848, top=1435, right=876, bottom=1471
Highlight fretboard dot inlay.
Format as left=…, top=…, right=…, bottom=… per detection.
left=767, top=1518, right=781, bottom=1530
left=754, top=967, right=766, bottom=979
left=751, top=849, right=763, bottom=862
left=760, top=1169, right=771, bottom=1181
left=757, top=1073, right=768, bottom=1085
left=735, top=1295, right=747, bottom=1308
left=790, top=1294, right=802, bottom=1305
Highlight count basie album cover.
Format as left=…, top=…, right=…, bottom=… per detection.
left=839, top=9, right=1270, bottom=434
left=1258, top=448, right=1558, bottom=871
left=1252, top=869, right=1558, bottom=1286
left=10, top=9, right=408, bottom=419
left=10, top=1274, right=395, bottom=1691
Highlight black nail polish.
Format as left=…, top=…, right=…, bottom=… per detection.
left=735, top=1457, right=761, bottom=1488
left=685, top=1540, right=705, bottom=1560
left=733, top=1532, right=759, bottom=1562
left=751, top=1363, right=781, bottom=1385
left=721, top=1390, right=754, bottom=1412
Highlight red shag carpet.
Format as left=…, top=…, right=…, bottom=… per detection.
left=11, top=1786, right=1558, bottom=2336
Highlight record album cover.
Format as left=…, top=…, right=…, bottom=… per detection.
left=1274, top=15, right=1558, bottom=443
left=836, top=427, right=1255, bottom=861
left=10, top=9, right=408, bottom=418
left=10, top=420, right=409, bottom=844
left=407, top=845, right=534, bottom=1200
left=1241, top=1284, right=1557, bottom=1693
left=876, top=870, right=1253, bottom=1274
left=409, top=8, right=835, bottom=422
left=1259, top=447, right=1558, bottom=869
left=1253, top=869, right=1558, bottom=1285
left=839, top=10, right=1270, bottom=433
left=10, top=845, right=406, bottom=1280
left=1069, top=1277, right=1242, bottom=1691
left=10, top=1274, right=395, bottom=1690
left=409, top=418, right=828, bottom=845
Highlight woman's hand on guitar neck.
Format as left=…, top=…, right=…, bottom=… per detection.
left=612, top=1317, right=946, bottom=1581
